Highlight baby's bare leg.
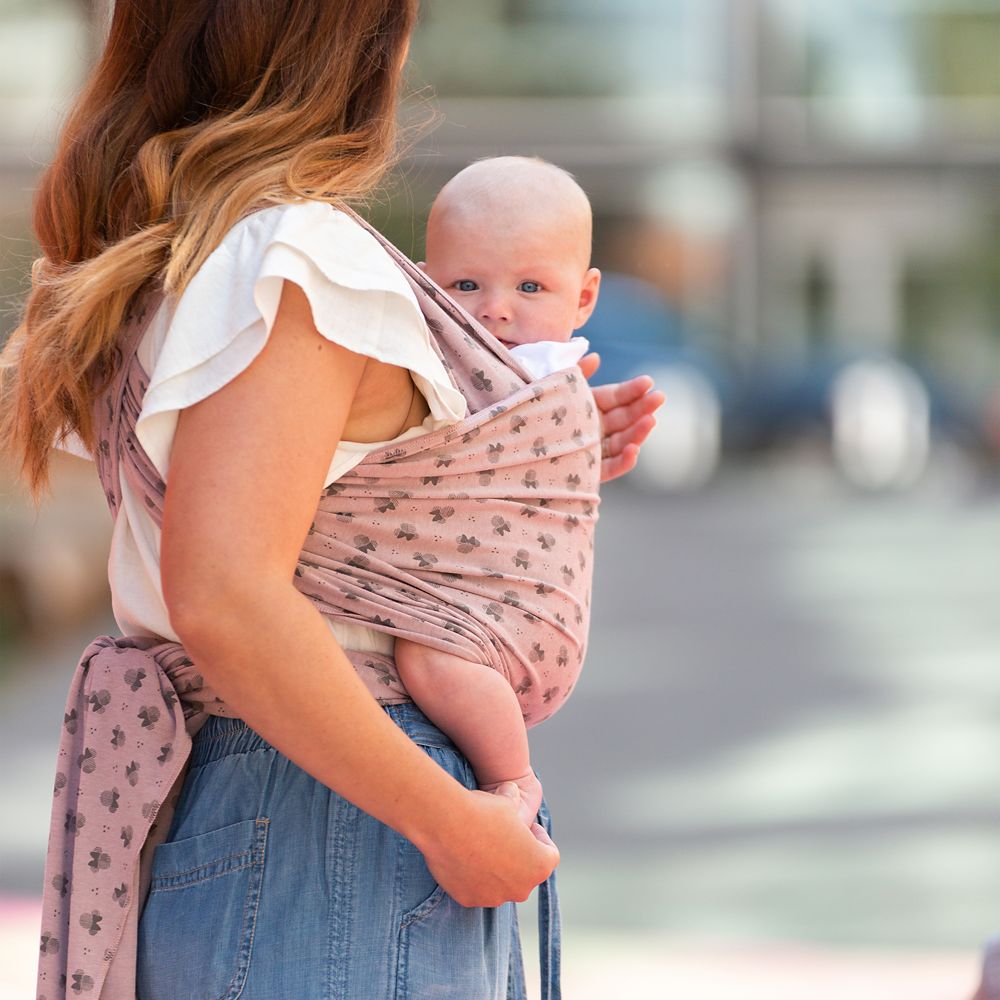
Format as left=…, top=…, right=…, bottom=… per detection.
left=395, top=639, right=543, bottom=824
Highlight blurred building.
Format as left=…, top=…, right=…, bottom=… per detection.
left=402, top=0, right=1000, bottom=414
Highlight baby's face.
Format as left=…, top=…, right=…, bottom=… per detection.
left=424, top=214, right=599, bottom=350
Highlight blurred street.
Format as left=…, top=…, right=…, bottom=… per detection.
left=2, top=454, right=996, bottom=997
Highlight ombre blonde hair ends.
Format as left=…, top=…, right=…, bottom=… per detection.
left=1, top=0, right=419, bottom=501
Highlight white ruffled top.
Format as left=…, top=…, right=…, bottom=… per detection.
left=59, top=201, right=467, bottom=653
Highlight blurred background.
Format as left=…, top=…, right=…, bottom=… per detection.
left=3, top=0, right=1000, bottom=996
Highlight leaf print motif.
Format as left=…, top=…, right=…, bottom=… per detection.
left=578, top=550, right=587, bottom=570
left=456, top=534, right=480, bottom=554
left=87, top=690, right=111, bottom=714
left=394, top=524, right=418, bottom=541
left=557, top=646, right=569, bottom=667
left=531, top=437, right=547, bottom=457
left=347, top=555, right=370, bottom=570
left=125, top=761, right=140, bottom=787
left=502, top=590, right=522, bottom=607
left=586, top=451, right=596, bottom=469
left=471, top=370, right=493, bottom=392
left=461, top=426, right=481, bottom=444
left=413, top=552, right=438, bottom=568
left=478, top=469, right=495, bottom=486
left=485, top=602, right=504, bottom=621
left=374, top=497, right=396, bottom=513
left=71, top=969, right=94, bottom=993
left=353, top=535, right=377, bottom=553
left=563, top=514, right=579, bottom=532
left=99, top=788, right=119, bottom=813
left=537, top=533, right=555, bottom=551
left=78, top=748, right=97, bottom=773
left=535, top=583, right=554, bottom=597
left=543, top=686, right=559, bottom=703
left=522, top=470, right=538, bottom=489
left=64, top=811, right=85, bottom=835
left=561, top=565, right=575, bottom=585
left=157, top=743, right=173, bottom=764
left=141, top=799, right=160, bottom=820
left=565, top=473, right=581, bottom=491
left=137, top=706, right=159, bottom=729
left=51, top=873, right=69, bottom=897
left=514, top=676, right=533, bottom=695
left=123, top=668, right=145, bottom=691
left=551, top=406, right=567, bottom=425
left=434, top=454, right=455, bottom=468
left=87, top=849, right=111, bottom=874
left=430, top=506, right=455, bottom=523
left=489, top=405, right=507, bottom=418
left=64, top=709, right=78, bottom=735
left=514, top=550, right=530, bottom=569
left=528, top=643, right=545, bottom=663
left=54, top=772, right=67, bottom=797
left=371, top=615, right=396, bottom=628
left=510, top=415, right=527, bottom=434
left=113, top=882, right=129, bottom=907
left=40, top=931, right=60, bottom=955
left=120, top=825, right=133, bottom=849
left=575, top=605, right=584, bottom=625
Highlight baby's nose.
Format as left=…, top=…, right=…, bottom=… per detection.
left=478, top=296, right=511, bottom=323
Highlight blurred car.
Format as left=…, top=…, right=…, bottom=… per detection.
left=578, top=272, right=732, bottom=492
left=730, top=346, right=982, bottom=491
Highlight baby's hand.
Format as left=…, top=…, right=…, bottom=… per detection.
left=480, top=771, right=543, bottom=828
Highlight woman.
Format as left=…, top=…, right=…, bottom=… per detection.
left=1, top=2, right=661, bottom=997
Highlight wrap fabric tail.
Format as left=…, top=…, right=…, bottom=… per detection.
left=37, top=208, right=599, bottom=999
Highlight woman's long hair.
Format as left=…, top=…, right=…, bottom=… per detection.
left=1, top=0, right=419, bottom=502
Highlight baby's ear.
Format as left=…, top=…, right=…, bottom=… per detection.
left=574, top=268, right=602, bottom=329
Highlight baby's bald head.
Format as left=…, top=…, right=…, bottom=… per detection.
left=427, top=156, right=593, bottom=272
left=423, top=156, right=601, bottom=347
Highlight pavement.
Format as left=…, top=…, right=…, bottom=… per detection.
left=2, top=451, right=997, bottom=998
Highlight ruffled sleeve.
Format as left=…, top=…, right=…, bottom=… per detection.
left=134, top=201, right=467, bottom=486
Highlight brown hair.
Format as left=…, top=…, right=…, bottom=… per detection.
left=1, top=0, right=419, bottom=501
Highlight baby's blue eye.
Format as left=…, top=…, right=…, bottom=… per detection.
left=454, top=279, right=478, bottom=292
left=519, top=281, right=542, bottom=293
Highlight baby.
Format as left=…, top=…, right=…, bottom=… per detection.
left=394, top=156, right=601, bottom=823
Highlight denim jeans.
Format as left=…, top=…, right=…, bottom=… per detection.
left=135, top=702, right=559, bottom=999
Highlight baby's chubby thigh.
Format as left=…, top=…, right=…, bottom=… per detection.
left=394, top=638, right=482, bottom=711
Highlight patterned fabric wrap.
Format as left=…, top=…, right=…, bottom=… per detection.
left=36, top=209, right=601, bottom=999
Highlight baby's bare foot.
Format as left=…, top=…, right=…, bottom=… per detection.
left=481, top=771, right=543, bottom=828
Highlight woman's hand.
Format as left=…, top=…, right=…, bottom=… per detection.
left=415, top=784, right=559, bottom=909
left=579, top=352, right=665, bottom=483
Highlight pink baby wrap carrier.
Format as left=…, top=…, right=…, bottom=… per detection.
left=36, top=210, right=601, bottom=1000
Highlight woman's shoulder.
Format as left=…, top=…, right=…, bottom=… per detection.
left=132, top=200, right=464, bottom=482
left=215, top=200, right=412, bottom=296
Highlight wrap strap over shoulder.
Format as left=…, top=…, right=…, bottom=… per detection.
left=38, top=206, right=598, bottom=999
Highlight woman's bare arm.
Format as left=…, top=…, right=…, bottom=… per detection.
left=160, top=279, right=558, bottom=907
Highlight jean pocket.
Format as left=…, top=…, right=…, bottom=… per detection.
left=393, top=740, right=511, bottom=999
left=395, top=889, right=513, bottom=1000
left=137, top=817, right=269, bottom=1000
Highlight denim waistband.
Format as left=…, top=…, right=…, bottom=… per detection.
left=189, top=702, right=459, bottom=768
